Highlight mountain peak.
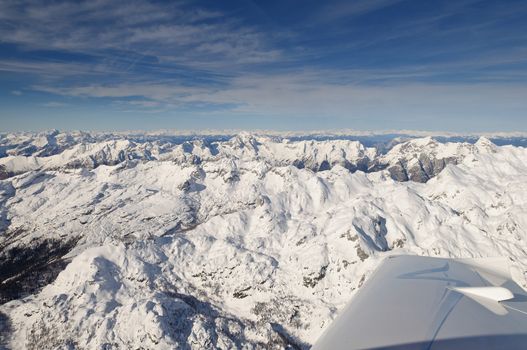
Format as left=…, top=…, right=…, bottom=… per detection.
left=475, top=136, right=497, bottom=152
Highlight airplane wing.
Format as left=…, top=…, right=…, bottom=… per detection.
left=312, top=255, right=527, bottom=350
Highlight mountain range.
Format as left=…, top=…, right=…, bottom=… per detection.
left=1, top=131, right=526, bottom=349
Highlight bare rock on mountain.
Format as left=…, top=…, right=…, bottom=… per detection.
left=380, top=137, right=478, bottom=182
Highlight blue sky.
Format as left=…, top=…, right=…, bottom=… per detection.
left=1, top=0, right=527, bottom=132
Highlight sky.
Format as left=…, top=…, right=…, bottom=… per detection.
left=1, top=0, right=527, bottom=132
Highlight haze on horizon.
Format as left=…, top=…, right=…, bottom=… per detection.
left=1, top=0, right=526, bottom=132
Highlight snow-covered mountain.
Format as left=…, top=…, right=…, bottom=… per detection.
left=0, top=132, right=377, bottom=177
left=0, top=131, right=486, bottom=183
left=1, top=132, right=527, bottom=349
left=376, top=136, right=484, bottom=182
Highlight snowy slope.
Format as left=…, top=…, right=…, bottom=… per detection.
left=0, top=133, right=527, bottom=349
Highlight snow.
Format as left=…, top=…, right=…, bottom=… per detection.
left=1, top=132, right=527, bottom=349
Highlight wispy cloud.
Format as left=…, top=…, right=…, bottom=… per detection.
left=42, top=101, right=68, bottom=108
left=33, top=83, right=205, bottom=101
left=29, top=70, right=527, bottom=122
left=0, top=0, right=280, bottom=70
left=0, top=59, right=109, bottom=77
left=313, top=0, right=405, bottom=22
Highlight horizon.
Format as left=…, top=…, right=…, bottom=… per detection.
left=3, top=128, right=527, bottom=139
left=1, top=0, right=527, bottom=132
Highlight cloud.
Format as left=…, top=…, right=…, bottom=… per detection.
left=33, top=83, right=205, bottom=101
left=0, top=0, right=280, bottom=69
left=312, top=0, right=405, bottom=22
left=124, top=100, right=162, bottom=108
left=183, top=74, right=527, bottom=119
left=30, top=69, right=527, bottom=123
left=0, top=59, right=108, bottom=77
left=42, top=101, right=68, bottom=108
left=10, top=90, right=22, bottom=96
left=3, top=0, right=527, bottom=131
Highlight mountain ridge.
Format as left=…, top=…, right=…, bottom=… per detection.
left=0, top=132, right=504, bottom=183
